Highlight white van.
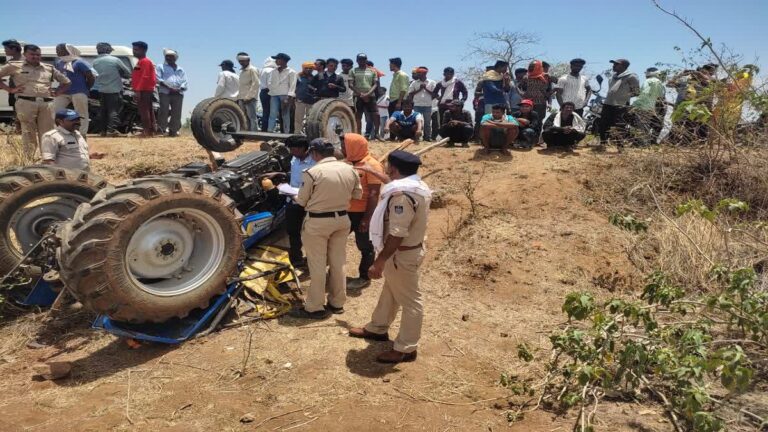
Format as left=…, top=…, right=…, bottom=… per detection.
left=0, top=45, right=137, bottom=123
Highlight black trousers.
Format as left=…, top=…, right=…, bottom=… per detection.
left=285, top=202, right=306, bottom=265
left=439, top=124, right=474, bottom=143
left=542, top=129, right=586, bottom=147
left=387, top=100, right=399, bottom=116
left=348, top=212, right=375, bottom=280
left=259, top=88, right=270, bottom=132
left=99, top=92, right=122, bottom=134
left=599, top=104, right=630, bottom=143
left=517, top=127, right=538, bottom=146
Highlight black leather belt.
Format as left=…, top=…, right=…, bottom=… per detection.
left=308, top=210, right=347, bottom=218
left=17, top=96, right=53, bottom=102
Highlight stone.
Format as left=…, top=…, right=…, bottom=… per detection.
left=32, top=361, right=72, bottom=380
left=240, top=413, right=255, bottom=423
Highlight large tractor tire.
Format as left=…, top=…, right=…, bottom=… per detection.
left=305, top=99, right=357, bottom=144
left=58, top=177, right=243, bottom=323
left=191, top=97, right=248, bottom=153
left=0, top=166, right=108, bottom=275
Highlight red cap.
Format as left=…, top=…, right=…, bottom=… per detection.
left=520, top=99, right=534, bottom=106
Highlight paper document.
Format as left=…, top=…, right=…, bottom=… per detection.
left=277, top=183, right=299, bottom=196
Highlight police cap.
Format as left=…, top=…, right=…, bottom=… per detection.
left=387, top=150, right=421, bottom=172
left=308, top=138, right=335, bottom=153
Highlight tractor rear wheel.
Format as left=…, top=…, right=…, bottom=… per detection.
left=0, top=166, right=108, bottom=275
left=191, top=98, right=248, bottom=153
left=304, top=99, right=356, bottom=144
left=58, top=177, right=243, bottom=323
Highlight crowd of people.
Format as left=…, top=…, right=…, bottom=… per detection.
left=3, top=37, right=758, bottom=168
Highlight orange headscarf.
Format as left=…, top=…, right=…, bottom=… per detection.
left=528, top=60, right=546, bottom=82
left=343, top=133, right=370, bottom=163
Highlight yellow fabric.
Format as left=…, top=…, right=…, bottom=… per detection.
left=238, top=246, right=295, bottom=319
left=481, top=70, right=503, bottom=81
left=712, top=72, right=752, bottom=133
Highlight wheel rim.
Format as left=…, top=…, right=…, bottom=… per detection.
left=325, top=113, right=354, bottom=144
left=211, top=105, right=243, bottom=143
left=7, top=193, right=88, bottom=255
left=126, top=208, right=226, bottom=296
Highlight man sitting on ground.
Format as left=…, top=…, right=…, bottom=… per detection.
left=480, top=104, right=519, bottom=154
left=512, top=99, right=541, bottom=148
left=542, top=102, right=586, bottom=150
left=385, top=100, right=423, bottom=141
left=439, top=100, right=473, bottom=147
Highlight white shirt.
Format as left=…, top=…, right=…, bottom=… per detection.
left=377, top=94, right=389, bottom=117
left=408, top=79, right=437, bottom=107
left=215, top=70, right=239, bottom=98
left=238, top=65, right=260, bottom=101
left=556, top=74, right=591, bottom=109
left=268, top=67, right=297, bottom=97
left=259, top=66, right=274, bottom=90
left=40, top=126, right=90, bottom=171
left=339, top=72, right=354, bottom=107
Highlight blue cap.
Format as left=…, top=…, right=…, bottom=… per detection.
left=55, top=109, right=82, bottom=121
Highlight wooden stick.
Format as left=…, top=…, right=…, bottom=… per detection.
left=378, top=139, right=414, bottom=163
left=413, top=137, right=450, bottom=156
left=251, top=406, right=311, bottom=429
left=205, top=149, right=220, bottom=172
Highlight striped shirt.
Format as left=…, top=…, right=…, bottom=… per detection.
left=556, top=74, right=590, bottom=109
left=351, top=67, right=377, bottom=93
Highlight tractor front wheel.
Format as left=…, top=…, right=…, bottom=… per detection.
left=58, top=177, right=243, bottom=323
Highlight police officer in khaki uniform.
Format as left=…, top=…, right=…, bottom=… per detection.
left=0, top=44, right=71, bottom=156
left=290, top=139, right=362, bottom=319
left=41, top=110, right=104, bottom=172
left=349, top=150, right=431, bottom=363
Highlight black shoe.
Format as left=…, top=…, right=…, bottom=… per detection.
left=347, top=277, right=371, bottom=290
left=324, top=304, right=344, bottom=314
left=288, top=307, right=331, bottom=320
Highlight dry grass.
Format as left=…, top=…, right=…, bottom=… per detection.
left=0, top=128, right=38, bottom=169
left=584, top=137, right=768, bottom=291
left=584, top=145, right=768, bottom=220
left=623, top=213, right=768, bottom=289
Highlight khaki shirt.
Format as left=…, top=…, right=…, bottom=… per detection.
left=0, top=60, right=71, bottom=98
left=40, top=126, right=90, bottom=171
left=296, top=157, right=362, bottom=212
left=238, top=65, right=260, bottom=101
left=385, top=191, right=428, bottom=247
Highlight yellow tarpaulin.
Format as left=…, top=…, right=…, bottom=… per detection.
left=237, top=246, right=296, bottom=319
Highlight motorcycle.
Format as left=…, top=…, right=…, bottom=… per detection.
left=88, top=81, right=160, bottom=135
left=583, top=75, right=604, bottom=135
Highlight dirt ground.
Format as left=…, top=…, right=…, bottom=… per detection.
left=0, top=135, right=674, bottom=431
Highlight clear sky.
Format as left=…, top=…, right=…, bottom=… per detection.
left=5, top=0, right=766, bottom=120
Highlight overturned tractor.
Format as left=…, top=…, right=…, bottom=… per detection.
left=0, top=98, right=356, bottom=323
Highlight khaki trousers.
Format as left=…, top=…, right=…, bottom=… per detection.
left=294, top=100, right=311, bottom=134
left=365, top=247, right=425, bottom=353
left=301, top=215, right=350, bottom=312
left=54, top=93, right=89, bottom=136
left=14, top=98, right=55, bottom=157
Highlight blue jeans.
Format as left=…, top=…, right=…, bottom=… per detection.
left=240, top=99, right=259, bottom=131
left=414, top=106, right=432, bottom=140
left=268, top=95, right=291, bottom=132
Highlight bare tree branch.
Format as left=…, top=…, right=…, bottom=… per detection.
left=461, top=29, right=541, bottom=88
left=651, top=0, right=741, bottom=89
